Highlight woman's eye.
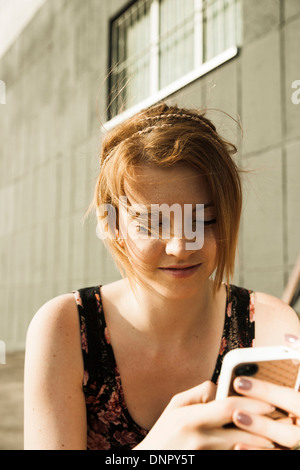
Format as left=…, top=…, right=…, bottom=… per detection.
left=136, top=225, right=149, bottom=233
left=135, top=219, right=217, bottom=235
left=204, top=218, right=217, bottom=226
left=192, top=218, right=216, bottom=226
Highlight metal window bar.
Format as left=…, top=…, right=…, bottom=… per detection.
left=159, top=0, right=195, bottom=89
left=150, top=0, right=159, bottom=95
left=203, top=0, right=240, bottom=62
left=109, top=0, right=240, bottom=118
left=194, top=0, right=204, bottom=68
left=109, top=0, right=152, bottom=116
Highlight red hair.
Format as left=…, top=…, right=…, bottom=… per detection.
left=91, top=103, right=242, bottom=292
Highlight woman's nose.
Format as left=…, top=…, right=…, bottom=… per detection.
left=165, top=237, right=198, bottom=256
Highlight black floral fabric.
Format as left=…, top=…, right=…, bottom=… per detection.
left=73, top=284, right=255, bottom=450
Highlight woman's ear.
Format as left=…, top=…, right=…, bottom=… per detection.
left=116, top=229, right=125, bottom=247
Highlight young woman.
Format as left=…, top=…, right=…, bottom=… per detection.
left=24, top=103, right=300, bottom=450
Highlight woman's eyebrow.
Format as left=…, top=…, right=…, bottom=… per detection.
left=192, top=202, right=214, bottom=212
left=127, top=203, right=215, bottom=217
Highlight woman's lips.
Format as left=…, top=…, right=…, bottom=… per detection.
left=158, top=263, right=202, bottom=278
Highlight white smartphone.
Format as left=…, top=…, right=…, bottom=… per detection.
left=216, top=346, right=300, bottom=418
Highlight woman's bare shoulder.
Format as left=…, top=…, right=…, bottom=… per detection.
left=26, top=292, right=83, bottom=379
left=24, top=293, right=87, bottom=449
left=27, top=293, right=79, bottom=340
left=253, top=291, right=300, bottom=346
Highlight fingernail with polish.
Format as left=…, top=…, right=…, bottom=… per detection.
left=236, top=412, right=253, bottom=426
left=285, top=334, right=299, bottom=343
left=235, top=444, right=250, bottom=450
left=236, top=378, right=252, bottom=391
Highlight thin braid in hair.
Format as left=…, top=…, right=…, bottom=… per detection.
left=101, top=123, right=173, bottom=167
left=137, top=112, right=216, bottom=131
left=101, top=111, right=215, bottom=168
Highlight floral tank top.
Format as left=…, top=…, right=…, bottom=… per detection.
left=73, top=284, right=255, bottom=450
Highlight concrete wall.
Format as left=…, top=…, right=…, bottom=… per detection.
left=0, top=0, right=299, bottom=352
left=0, top=0, right=123, bottom=351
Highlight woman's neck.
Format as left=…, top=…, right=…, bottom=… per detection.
left=123, top=278, right=223, bottom=346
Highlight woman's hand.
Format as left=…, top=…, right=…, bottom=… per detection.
left=134, top=381, right=275, bottom=450
left=232, top=376, right=300, bottom=450
left=231, top=335, right=300, bottom=450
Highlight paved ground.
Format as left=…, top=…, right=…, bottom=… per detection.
left=0, top=351, right=25, bottom=450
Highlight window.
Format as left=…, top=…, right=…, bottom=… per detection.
left=108, top=0, right=241, bottom=122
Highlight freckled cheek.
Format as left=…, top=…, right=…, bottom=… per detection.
left=124, top=236, right=163, bottom=267
left=202, top=231, right=218, bottom=262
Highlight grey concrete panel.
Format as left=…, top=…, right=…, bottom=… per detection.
left=243, top=268, right=285, bottom=298
left=242, top=0, right=280, bottom=45
left=241, top=31, right=282, bottom=155
left=241, top=147, right=284, bottom=270
left=285, top=0, right=300, bottom=21
left=286, top=139, right=300, bottom=266
left=284, top=15, right=300, bottom=140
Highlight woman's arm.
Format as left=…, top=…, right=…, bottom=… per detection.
left=254, top=291, right=300, bottom=347
left=24, top=294, right=87, bottom=450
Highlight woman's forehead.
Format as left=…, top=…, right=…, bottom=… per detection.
left=124, top=164, right=212, bottom=206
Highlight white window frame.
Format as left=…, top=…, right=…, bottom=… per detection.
left=106, top=0, right=241, bottom=131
